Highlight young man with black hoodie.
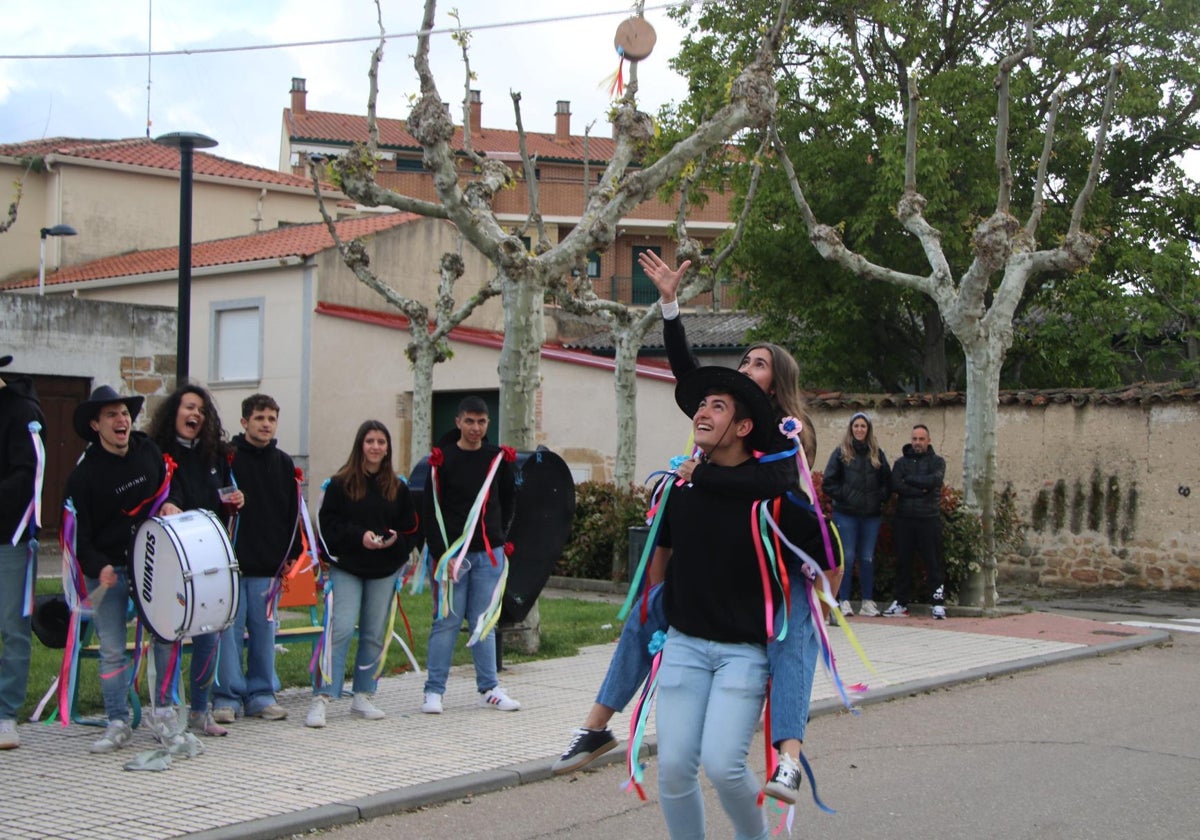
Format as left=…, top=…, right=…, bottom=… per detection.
left=0, top=355, right=46, bottom=749
left=64, top=385, right=167, bottom=753
left=213, top=394, right=300, bottom=723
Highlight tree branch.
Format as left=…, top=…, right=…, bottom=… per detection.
left=1069, top=63, right=1121, bottom=236
left=1023, top=89, right=1062, bottom=241
left=512, top=90, right=549, bottom=251
left=994, top=22, right=1034, bottom=214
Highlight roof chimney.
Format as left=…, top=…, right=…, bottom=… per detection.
left=469, top=89, right=482, bottom=134
left=291, top=77, right=307, bottom=115
left=555, top=100, right=571, bottom=142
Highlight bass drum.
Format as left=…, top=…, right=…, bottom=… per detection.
left=129, top=509, right=241, bottom=642
left=409, top=446, right=576, bottom=623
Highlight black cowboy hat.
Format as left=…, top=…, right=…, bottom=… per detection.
left=674, top=366, right=776, bottom=453
left=72, top=385, right=144, bottom=443
left=31, top=594, right=71, bottom=649
left=0, top=355, right=12, bottom=368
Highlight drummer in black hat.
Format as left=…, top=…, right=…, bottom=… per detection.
left=0, top=354, right=47, bottom=749
left=63, top=384, right=173, bottom=754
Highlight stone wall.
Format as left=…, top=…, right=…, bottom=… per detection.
left=806, top=388, right=1200, bottom=593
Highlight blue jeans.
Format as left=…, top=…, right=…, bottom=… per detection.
left=423, top=549, right=503, bottom=697
left=833, top=513, right=882, bottom=602
left=0, top=542, right=35, bottom=720
left=317, top=566, right=398, bottom=698
left=214, top=576, right=279, bottom=715
left=656, top=629, right=769, bottom=840
left=153, top=632, right=219, bottom=713
left=595, top=583, right=665, bottom=711
left=85, top=572, right=132, bottom=723
left=767, top=587, right=818, bottom=745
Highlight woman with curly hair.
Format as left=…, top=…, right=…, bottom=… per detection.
left=146, top=384, right=244, bottom=737
left=306, top=420, right=418, bottom=728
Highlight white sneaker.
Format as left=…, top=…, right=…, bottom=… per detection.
left=421, top=692, right=444, bottom=714
left=90, top=719, right=133, bottom=753
left=350, top=692, right=386, bottom=720
left=0, top=718, right=19, bottom=750
left=479, top=686, right=520, bottom=711
left=882, top=601, right=909, bottom=617
left=839, top=599, right=854, bottom=617
left=859, top=599, right=880, bottom=617
left=305, top=696, right=329, bottom=728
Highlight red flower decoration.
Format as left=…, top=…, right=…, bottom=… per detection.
left=294, top=467, right=305, bottom=482
left=501, top=445, right=518, bottom=463
left=504, top=541, right=515, bottom=557
left=428, top=447, right=444, bottom=468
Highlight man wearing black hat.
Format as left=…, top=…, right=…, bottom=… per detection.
left=653, top=367, right=827, bottom=840
left=63, top=384, right=171, bottom=753
left=0, top=355, right=46, bottom=749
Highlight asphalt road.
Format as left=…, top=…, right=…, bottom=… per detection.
left=307, top=612, right=1200, bottom=840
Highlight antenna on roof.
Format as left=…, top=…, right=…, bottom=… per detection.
left=145, top=0, right=153, bottom=138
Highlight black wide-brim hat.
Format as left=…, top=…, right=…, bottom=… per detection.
left=674, top=366, right=776, bottom=453
left=31, top=594, right=70, bottom=649
left=72, top=385, right=144, bottom=443
left=0, top=355, right=12, bottom=368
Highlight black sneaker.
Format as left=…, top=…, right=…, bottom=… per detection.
left=551, top=727, right=617, bottom=774
left=763, top=754, right=803, bottom=804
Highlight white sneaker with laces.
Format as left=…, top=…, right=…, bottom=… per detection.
left=0, top=718, right=19, bottom=750
left=350, top=692, right=386, bottom=720
left=90, top=719, right=132, bottom=753
left=305, top=696, right=328, bottom=728
left=479, top=686, right=521, bottom=711
left=421, top=692, right=444, bottom=714
left=859, top=599, right=880, bottom=617
left=839, top=599, right=854, bottom=617
left=882, top=600, right=909, bottom=617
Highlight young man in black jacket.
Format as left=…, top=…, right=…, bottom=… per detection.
left=64, top=385, right=167, bottom=753
left=213, top=394, right=300, bottom=723
left=885, top=424, right=947, bottom=618
left=0, top=355, right=46, bottom=749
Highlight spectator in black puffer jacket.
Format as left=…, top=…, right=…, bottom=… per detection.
left=823, top=412, right=891, bottom=618
left=884, top=424, right=947, bottom=619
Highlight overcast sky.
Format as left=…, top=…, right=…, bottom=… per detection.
left=1, top=1, right=692, bottom=170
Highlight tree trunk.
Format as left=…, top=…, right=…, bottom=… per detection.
left=921, top=305, right=949, bottom=392
left=959, top=340, right=1002, bottom=608
left=496, top=271, right=544, bottom=450
left=409, top=347, right=437, bottom=470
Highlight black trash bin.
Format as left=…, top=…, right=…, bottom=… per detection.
left=627, top=525, right=651, bottom=583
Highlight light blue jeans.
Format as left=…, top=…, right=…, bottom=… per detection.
left=0, top=542, right=35, bottom=720
left=214, top=576, right=279, bottom=715
left=656, top=629, right=769, bottom=840
left=833, top=512, right=882, bottom=603
left=153, top=632, right=219, bottom=713
left=423, top=549, right=503, bottom=697
left=596, top=580, right=816, bottom=745
left=84, top=571, right=132, bottom=723
left=316, top=566, right=399, bottom=698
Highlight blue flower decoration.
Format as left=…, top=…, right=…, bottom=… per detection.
left=648, top=630, right=667, bottom=655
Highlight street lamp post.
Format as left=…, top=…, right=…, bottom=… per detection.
left=38, top=224, right=78, bottom=295
left=153, top=131, right=218, bottom=385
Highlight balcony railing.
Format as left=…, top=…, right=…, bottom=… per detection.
left=598, top=276, right=736, bottom=309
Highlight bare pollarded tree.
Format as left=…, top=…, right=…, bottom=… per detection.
left=329, top=0, right=791, bottom=453
left=771, top=32, right=1121, bottom=608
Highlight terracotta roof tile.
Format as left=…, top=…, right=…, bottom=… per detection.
left=0, top=137, right=330, bottom=191
left=1, top=213, right=420, bottom=288
left=286, top=109, right=618, bottom=163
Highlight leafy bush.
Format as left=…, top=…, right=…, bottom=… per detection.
left=558, top=481, right=653, bottom=582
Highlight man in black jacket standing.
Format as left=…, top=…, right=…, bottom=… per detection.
left=884, top=424, right=947, bottom=619
left=0, top=355, right=46, bottom=749
left=213, top=394, right=300, bottom=723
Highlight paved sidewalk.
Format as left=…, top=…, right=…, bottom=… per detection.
left=2, top=609, right=1167, bottom=840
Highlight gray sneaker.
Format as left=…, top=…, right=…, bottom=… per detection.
left=0, top=718, right=19, bottom=750
left=90, top=719, right=133, bottom=753
left=859, top=599, right=881, bottom=617
left=252, top=703, right=288, bottom=721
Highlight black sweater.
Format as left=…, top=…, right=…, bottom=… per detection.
left=162, top=438, right=229, bottom=514
left=64, top=433, right=166, bottom=578
left=891, top=444, right=946, bottom=519
left=659, top=459, right=824, bottom=644
left=319, top=475, right=418, bottom=579
left=422, top=443, right=516, bottom=559
left=0, top=377, right=45, bottom=543
left=230, top=434, right=300, bottom=577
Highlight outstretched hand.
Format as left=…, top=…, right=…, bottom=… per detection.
left=638, top=251, right=691, bottom=303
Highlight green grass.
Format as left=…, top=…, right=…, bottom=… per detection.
left=22, top=577, right=622, bottom=721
